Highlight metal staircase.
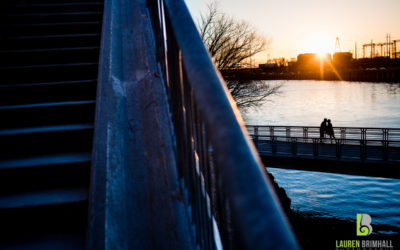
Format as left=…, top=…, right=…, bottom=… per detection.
left=0, top=0, right=103, bottom=248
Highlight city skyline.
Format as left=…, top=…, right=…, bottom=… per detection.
left=185, top=0, right=400, bottom=62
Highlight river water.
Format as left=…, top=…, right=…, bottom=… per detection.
left=240, top=80, right=400, bottom=234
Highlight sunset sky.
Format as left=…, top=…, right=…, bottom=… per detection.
left=185, top=0, right=400, bottom=62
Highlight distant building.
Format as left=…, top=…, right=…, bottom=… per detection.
left=296, top=53, right=319, bottom=73
left=295, top=53, right=333, bottom=75
left=259, top=63, right=278, bottom=70
left=297, top=53, right=317, bottom=64
left=333, top=52, right=352, bottom=69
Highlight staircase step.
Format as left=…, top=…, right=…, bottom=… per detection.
left=0, top=188, right=87, bottom=209
left=4, top=0, right=101, bottom=4
left=0, top=123, right=94, bottom=135
left=0, top=62, right=97, bottom=70
left=0, top=202, right=88, bottom=246
left=0, top=62, right=99, bottom=84
left=0, top=235, right=85, bottom=250
left=0, top=101, right=96, bottom=129
left=0, top=47, right=100, bottom=66
left=0, top=125, right=94, bottom=158
left=0, top=157, right=90, bottom=196
left=0, top=11, right=102, bottom=24
left=0, top=33, right=101, bottom=50
left=1, top=22, right=102, bottom=37
left=0, top=79, right=97, bottom=105
left=2, top=2, right=104, bottom=14
left=0, top=152, right=91, bottom=169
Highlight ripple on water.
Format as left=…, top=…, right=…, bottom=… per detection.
left=268, top=168, right=400, bottom=230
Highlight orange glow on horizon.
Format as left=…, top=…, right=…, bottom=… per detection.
left=302, top=36, right=334, bottom=57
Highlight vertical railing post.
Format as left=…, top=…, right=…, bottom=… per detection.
left=146, top=0, right=167, bottom=74
left=382, top=128, right=389, bottom=161
left=303, top=127, right=308, bottom=143
left=360, top=128, right=367, bottom=160
left=383, top=128, right=389, bottom=141
left=312, top=138, right=319, bottom=157
left=361, top=128, right=367, bottom=140
left=286, top=127, right=290, bottom=142
left=382, top=140, right=389, bottom=161
left=254, top=126, right=259, bottom=148
left=335, top=139, right=342, bottom=158
left=271, top=136, right=277, bottom=154
left=340, top=128, right=346, bottom=140
left=291, top=137, right=297, bottom=155
left=360, top=140, right=367, bottom=160
left=269, top=126, right=274, bottom=138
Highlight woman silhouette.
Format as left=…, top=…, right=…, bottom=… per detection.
left=327, top=119, right=335, bottom=143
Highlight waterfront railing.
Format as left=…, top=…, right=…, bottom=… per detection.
left=247, top=125, right=400, bottom=162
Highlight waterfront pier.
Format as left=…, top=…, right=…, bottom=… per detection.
left=247, top=125, right=400, bottom=178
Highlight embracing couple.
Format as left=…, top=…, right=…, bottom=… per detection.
left=320, top=118, right=335, bottom=142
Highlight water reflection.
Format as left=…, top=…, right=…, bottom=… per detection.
left=241, top=80, right=400, bottom=128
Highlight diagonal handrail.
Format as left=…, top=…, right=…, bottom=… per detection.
left=146, top=0, right=299, bottom=249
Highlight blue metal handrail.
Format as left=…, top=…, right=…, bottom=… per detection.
left=146, top=0, right=298, bottom=249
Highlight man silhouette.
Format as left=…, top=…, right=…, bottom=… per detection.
left=320, top=118, right=327, bottom=142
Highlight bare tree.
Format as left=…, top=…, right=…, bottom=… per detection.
left=228, top=80, right=281, bottom=109
left=198, top=3, right=281, bottom=109
left=199, top=2, right=266, bottom=70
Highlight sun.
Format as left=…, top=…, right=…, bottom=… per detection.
left=317, top=51, right=327, bottom=58
left=303, top=36, right=334, bottom=56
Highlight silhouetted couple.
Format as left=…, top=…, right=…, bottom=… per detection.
left=320, top=118, right=335, bottom=143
